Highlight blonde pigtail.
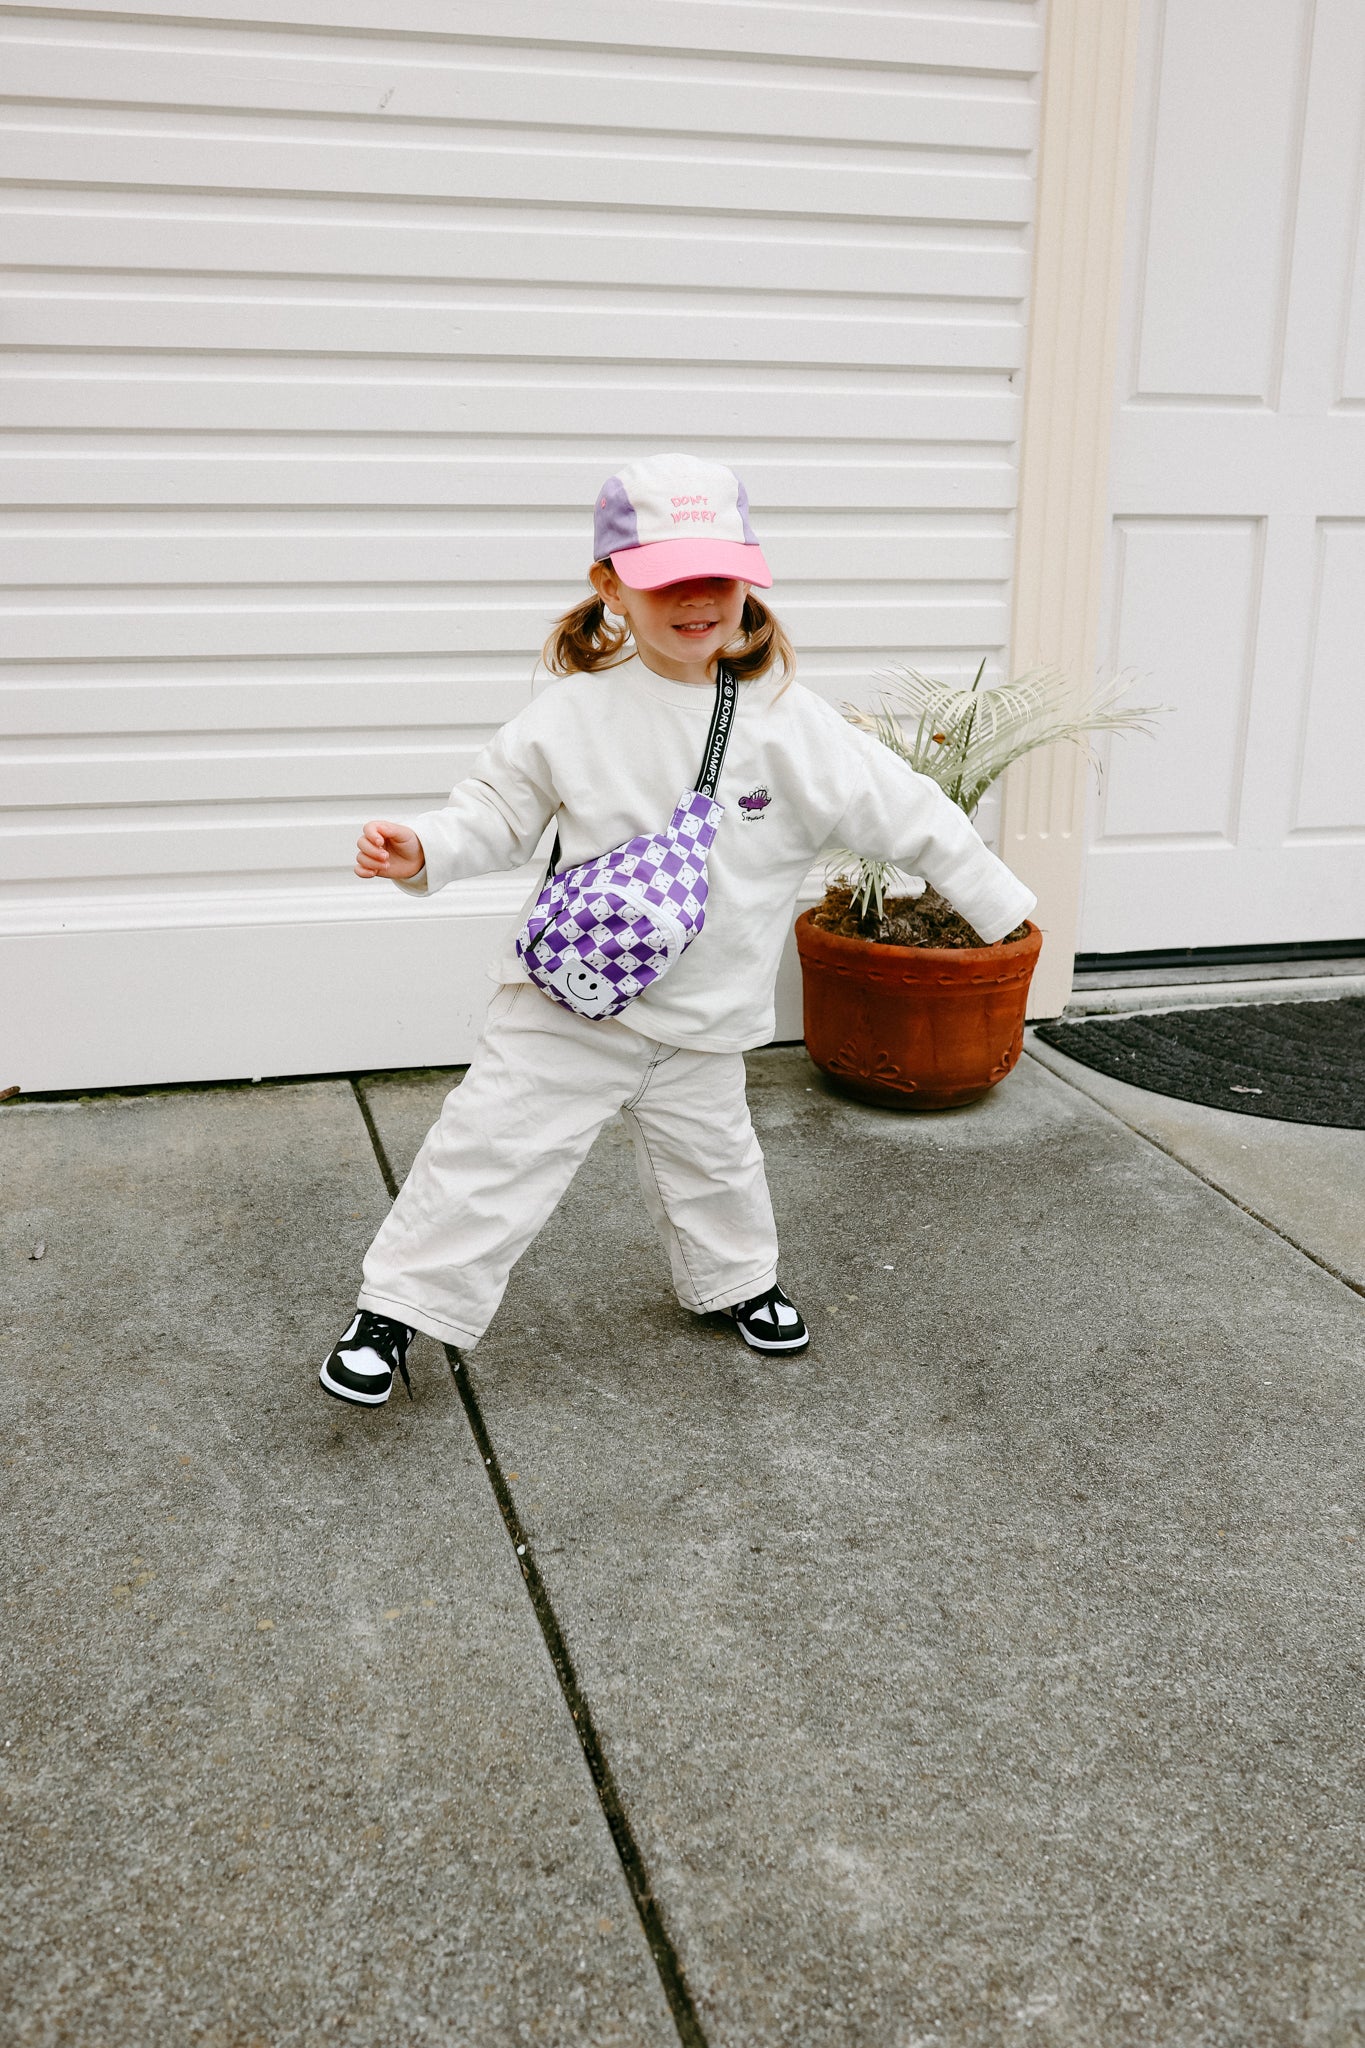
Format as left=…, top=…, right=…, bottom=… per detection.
left=723, top=594, right=795, bottom=689
left=541, top=594, right=633, bottom=676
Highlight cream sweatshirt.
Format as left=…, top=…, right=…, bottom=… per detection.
left=398, top=656, right=1037, bottom=1053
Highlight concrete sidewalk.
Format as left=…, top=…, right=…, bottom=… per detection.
left=4, top=1040, right=1364, bottom=2047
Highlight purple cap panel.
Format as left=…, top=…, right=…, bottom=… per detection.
left=593, top=475, right=638, bottom=560
left=735, top=478, right=759, bottom=546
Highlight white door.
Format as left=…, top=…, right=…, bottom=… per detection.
left=1080, top=0, right=1365, bottom=956
left=0, top=0, right=1044, bottom=1090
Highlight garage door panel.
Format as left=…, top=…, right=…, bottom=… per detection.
left=1292, top=520, right=1365, bottom=834
left=0, top=28, right=1038, bottom=153
left=1094, top=518, right=1261, bottom=845
left=0, top=644, right=1004, bottom=743
left=0, top=448, right=1022, bottom=512
left=1081, top=841, right=1365, bottom=953
left=0, top=525, right=1016, bottom=591
left=0, top=590, right=1010, bottom=662
left=1109, top=411, right=1365, bottom=514
left=0, top=668, right=532, bottom=736
left=0, top=367, right=1020, bottom=444
left=0, top=114, right=1034, bottom=227
left=0, top=915, right=521, bottom=1090
left=5, top=734, right=478, bottom=811
left=0, top=373, right=1023, bottom=448
left=4, top=865, right=531, bottom=937
left=1343, top=230, right=1365, bottom=400
left=32, top=1, right=1041, bottom=76
left=1133, top=0, right=1312, bottom=403
left=1, top=285, right=1024, bottom=374
left=0, top=201, right=1032, bottom=303
left=0, top=594, right=567, bottom=662
left=5, top=805, right=447, bottom=884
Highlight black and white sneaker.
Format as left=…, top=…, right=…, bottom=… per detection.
left=726, top=1284, right=809, bottom=1353
left=320, top=1310, right=415, bottom=1406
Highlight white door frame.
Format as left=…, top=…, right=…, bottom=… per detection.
left=999, top=0, right=1142, bottom=1017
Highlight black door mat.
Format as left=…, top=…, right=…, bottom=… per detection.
left=1033, top=996, right=1365, bottom=1129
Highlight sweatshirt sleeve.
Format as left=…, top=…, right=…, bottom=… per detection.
left=392, top=712, right=557, bottom=897
left=829, top=730, right=1037, bottom=946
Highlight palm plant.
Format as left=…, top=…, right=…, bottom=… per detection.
left=830, top=658, right=1158, bottom=925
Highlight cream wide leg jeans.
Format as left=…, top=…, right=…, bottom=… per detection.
left=357, top=982, right=780, bottom=1348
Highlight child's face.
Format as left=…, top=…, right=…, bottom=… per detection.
left=589, top=563, right=747, bottom=683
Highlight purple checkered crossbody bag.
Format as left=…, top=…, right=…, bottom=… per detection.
left=515, top=668, right=737, bottom=1021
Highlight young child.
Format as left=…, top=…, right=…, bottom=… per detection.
left=321, top=453, right=1035, bottom=1406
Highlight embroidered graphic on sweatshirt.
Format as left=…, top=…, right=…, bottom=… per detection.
left=738, top=787, right=771, bottom=820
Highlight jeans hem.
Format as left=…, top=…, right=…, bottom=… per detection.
left=682, top=1265, right=780, bottom=1316
left=356, top=1288, right=481, bottom=1351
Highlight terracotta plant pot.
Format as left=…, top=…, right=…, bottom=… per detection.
left=794, top=911, right=1043, bottom=1111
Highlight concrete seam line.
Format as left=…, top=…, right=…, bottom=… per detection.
left=1021, top=1052, right=1365, bottom=1303
left=442, top=1344, right=709, bottom=2048
left=350, top=1076, right=402, bottom=1202
left=348, top=1078, right=710, bottom=2048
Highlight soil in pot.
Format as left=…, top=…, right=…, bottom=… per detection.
left=797, top=884, right=1041, bottom=1112
left=808, top=880, right=1031, bottom=951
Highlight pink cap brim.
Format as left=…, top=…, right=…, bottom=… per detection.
left=607, top=538, right=772, bottom=591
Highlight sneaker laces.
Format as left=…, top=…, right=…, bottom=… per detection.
left=346, top=1311, right=412, bottom=1370
left=733, top=1285, right=791, bottom=1324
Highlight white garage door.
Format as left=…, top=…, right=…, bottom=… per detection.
left=1081, top=0, right=1365, bottom=957
left=1, top=0, right=1042, bottom=1090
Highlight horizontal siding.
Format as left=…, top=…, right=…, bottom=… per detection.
left=0, top=520, right=1017, bottom=588
left=3, top=118, right=1034, bottom=223
left=0, top=200, right=1031, bottom=299
left=0, top=292, right=1023, bottom=370
left=0, top=0, right=1041, bottom=1085
left=4, top=1, right=1041, bottom=72
left=0, top=27, right=1039, bottom=144
left=0, top=446, right=1023, bottom=508
left=1, top=591, right=1010, bottom=662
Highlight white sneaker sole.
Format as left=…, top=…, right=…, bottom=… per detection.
left=731, top=1322, right=809, bottom=1353
left=319, top=1357, right=392, bottom=1406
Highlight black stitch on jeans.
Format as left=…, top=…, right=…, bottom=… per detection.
left=623, top=1110, right=706, bottom=1304
left=350, top=1076, right=709, bottom=2047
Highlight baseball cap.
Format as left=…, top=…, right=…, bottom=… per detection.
left=593, top=453, right=772, bottom=590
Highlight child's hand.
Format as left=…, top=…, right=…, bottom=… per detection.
left=355, top=819, right=424, bottom=881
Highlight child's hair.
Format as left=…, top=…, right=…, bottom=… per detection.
left=542, top=591, right=795, bottom=687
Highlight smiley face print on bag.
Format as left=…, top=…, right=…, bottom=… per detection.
left=539, top=956, right=617, bottom=1019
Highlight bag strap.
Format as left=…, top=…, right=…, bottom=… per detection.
left=542, top=663, right=737, bottom=879
left=696, top=663, right=737, bottom=800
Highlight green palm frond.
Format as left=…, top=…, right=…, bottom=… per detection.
left=843, top=658, right=1160, bottom=822
left=826, top=854, right=897, bottom=923
left=827, top=658, right=1161, bottom=933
